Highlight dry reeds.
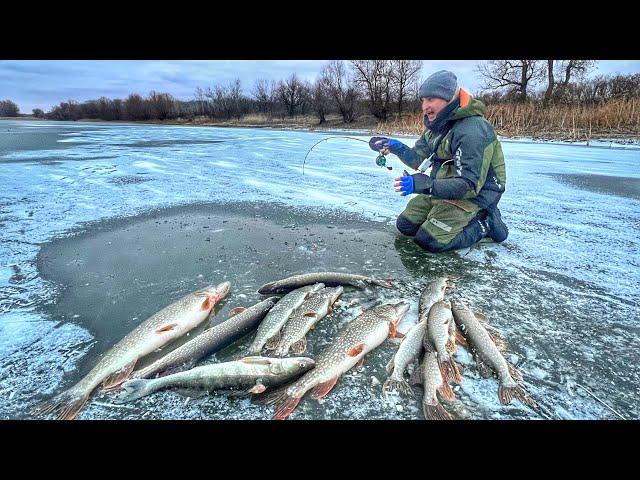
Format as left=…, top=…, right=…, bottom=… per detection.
left=375, top=99, right=640, bottom=140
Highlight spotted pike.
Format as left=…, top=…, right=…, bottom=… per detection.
left=115, top=356, right=315, bottom=403
left=258, top=272, right=393, bottom=295
left=418, top=276, right=454, bottom=317
left=451, top=300, right=538, bottom=408
left=31, top=282, right=231, bottom=420
left=424, top=300, right=461, bottom=384
left=132, top=296, right=279, bottom=379
left=383, top=319, right=427, bottom=397
left=261, top=301, right=410, bottom=420
left=416, top=351, right=455, bottom=420
left=249, top=284, right=325, bottom=354
left=274, top=287, right=344, bottom=357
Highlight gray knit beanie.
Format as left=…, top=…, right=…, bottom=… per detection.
left=419, top=70, right=458, bottom=101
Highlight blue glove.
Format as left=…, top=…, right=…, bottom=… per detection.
left=395, top=171, right=434, bottom=196
left=369, top=137, right=406, bottom=153
left=369, top=136, right=389, bottom=152
left=395, top=175, right=414, bottom=196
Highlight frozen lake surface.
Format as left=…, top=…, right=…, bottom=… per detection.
left=1, top=119, right=639, bottom=420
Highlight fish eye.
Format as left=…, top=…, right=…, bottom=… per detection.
left=299, top=362, right=306, bottom=368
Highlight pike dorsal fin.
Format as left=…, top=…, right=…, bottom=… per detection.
left=229, top=307, right=247, bottom=317
left=241, top=357, right=272, bottom=365
left=155, top=322, right=178, bottom=333
left=473, top=311, right=488, bottom=322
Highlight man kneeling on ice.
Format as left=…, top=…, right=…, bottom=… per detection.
left=370, top=70, right=509, bottom=253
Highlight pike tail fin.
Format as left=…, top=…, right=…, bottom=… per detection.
left=271, top=392, right=302, bottom=420
left=30, top=388, right=90, bottom=420
left=309, top=376, right=339, bottom=400
left=439, top=355, right=462, bottom=384
left=101, top=360, right=137, bottom=391
left=488, top=332, right=508, bottom=352
left=498, top=383, right=538, bottom=408
left=382, top=378, right=414, bottom=398
left=423, top=401, right=453, bottom=420
left=454, top=330, right=468, bottom=347
left=252, top=385, right=285, bottom=406
left=290, top=337, right=307, bottom=355
left=264, top=332, right=281, bottom=351
left=436, top=380, right=456, bottom=402
left=508, top=363, right=523, bottom=381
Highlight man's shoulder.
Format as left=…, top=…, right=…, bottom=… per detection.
left=451, top=115, right=497, bottom=142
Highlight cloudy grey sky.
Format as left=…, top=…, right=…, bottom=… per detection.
left=1, top=60, right=639, bottom=113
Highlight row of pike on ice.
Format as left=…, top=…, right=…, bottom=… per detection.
left=30, top=272, right=537, bottom=420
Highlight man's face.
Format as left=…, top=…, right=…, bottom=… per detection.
left=421, top=97, right=449, bottom=122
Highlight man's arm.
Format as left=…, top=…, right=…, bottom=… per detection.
left=369, top=135, right=430, bottom=171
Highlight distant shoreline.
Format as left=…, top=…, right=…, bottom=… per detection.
left=2, top=115, right=639, bottom=144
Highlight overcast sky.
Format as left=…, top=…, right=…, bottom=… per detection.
left=1, top=60, right=639, bottom=113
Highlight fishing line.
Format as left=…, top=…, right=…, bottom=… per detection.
left=302, top=136, right=392, bottom=175
left=574, top=383, right=626, bottom=420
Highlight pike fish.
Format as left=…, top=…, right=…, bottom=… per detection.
left=31, top=282, right=230, bottom=420
left=424, top=300, right=462, bottom=384
left=383, top=319, right=427, bottom=397
left=249, top=283, right=325, bottom=354
left=274, top=286, right=344, bottom=357
left=258, top=272, right=394, bottom=295
left=116, top=356, right=315, bottom=403
left=411, top=351, right=455, bottom=420
left=418, top=276, right=455, bottom=317
left=451, top=300, right=538, bottom=408
left=132, top=296, right=279, bottom=380
left=261, top=301, right=410, bottom=420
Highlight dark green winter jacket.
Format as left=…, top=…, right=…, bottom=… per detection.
left=393, top=90, right=506, bottom=210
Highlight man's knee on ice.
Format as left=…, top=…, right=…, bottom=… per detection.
left=396, top=215, right=421, bottom=236
left=414, top=228, right=450, bottom=253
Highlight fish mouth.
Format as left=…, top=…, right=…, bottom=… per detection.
left=393, top=301, right=410, bottom=317
left=211, top=281, right=231, bottom=301
left=257, top=282, right=281, bottom=294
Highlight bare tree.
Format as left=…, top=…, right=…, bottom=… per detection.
left=321, top=61, right=359, bottom=123
left=32, top=108, right=45, bottom=118
left=147, top=91, right=175, bottom=120
left=124, top=93, right=149, bottom=120
left=544, top=60, right=555, bottom=105
left=277, top=74, right=306, bottom=117
left=252, top=78, right=269, bottom=115
left=389, top=60, right=422, bottom=115
left=557, top=60, right=596, bottom=87
left=310, top=76, right=331, bottom=124
left=194, top=86, right=207, bottom=116
left=477, top=60, right=545, bottom=102
left=544, top=60, right=596, bottom=104
left=252, top=78, right=278, bottom=117
left=351, top=60, right=394, bottom=120
left=228, top=79, right=243, bottom=119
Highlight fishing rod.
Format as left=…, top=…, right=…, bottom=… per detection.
left=302, top=136, right=393, bottom=176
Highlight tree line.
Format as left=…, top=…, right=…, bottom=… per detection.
left=2, top=60, right=638, bottom=124
left=476, top=60, right=640, bottom=105
left=8, top=61, right=423, bottom=124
